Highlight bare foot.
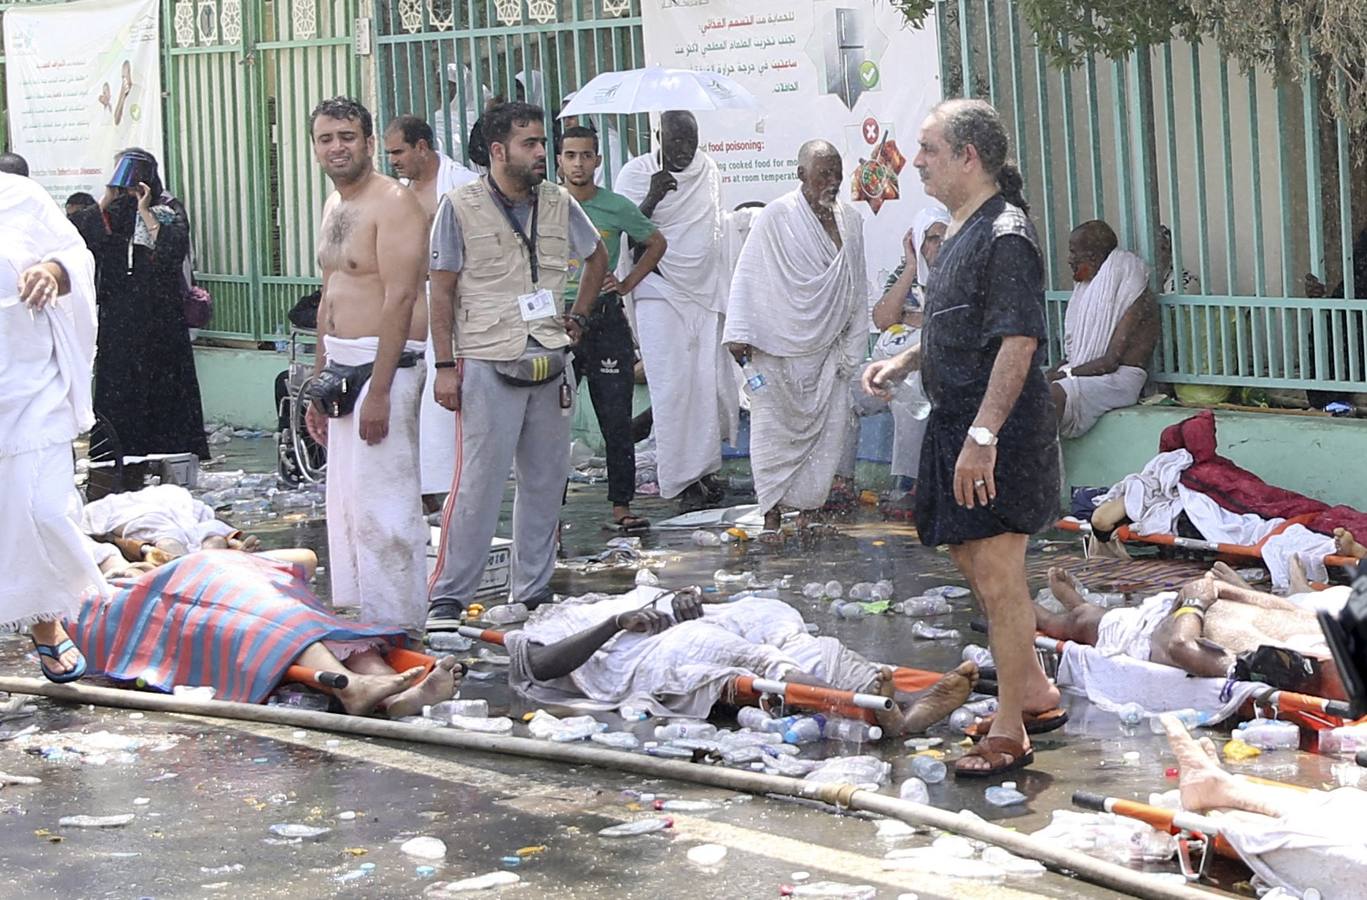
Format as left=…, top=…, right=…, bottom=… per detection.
left=1210, top=561, right=1251, bottom=591
left=1288, top=554, right=1313, bottom=594
left=382, top=657, right=463, bottom=718
left=887, top=661, right=978, bottom=735
left=337, top=666, right=424, bottom=716
left=1334, top=528, right=1367, bottom=560
left=29, top=620, right=82, bottom=677
left=1160, top=714, right=1239, bottom=813
left=1047, top=567, right=1088, bottom=611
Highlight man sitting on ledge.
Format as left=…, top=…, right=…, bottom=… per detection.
left=1049, top=220, right=1158, bottom=438
left=504, top=587, right=976, bottom=738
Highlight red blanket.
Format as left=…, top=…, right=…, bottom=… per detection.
left=1158, top=410, right=1367, bottom=539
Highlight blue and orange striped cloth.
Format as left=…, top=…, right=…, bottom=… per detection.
left=68, top=550, right=406, bottom=704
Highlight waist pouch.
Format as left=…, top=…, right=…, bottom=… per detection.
left=494, top=343, right=568, bottom=387
left=308, top=350, right=422, bottom=418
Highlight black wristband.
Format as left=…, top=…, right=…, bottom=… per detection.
left=434, top=361, right=457, bottom=370
left=568, top=312, right=589, bottom=328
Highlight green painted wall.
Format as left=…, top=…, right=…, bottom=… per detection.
left=194, top=346, right=283, bottom=430
left=1062, top=407, right=1367, bottom=510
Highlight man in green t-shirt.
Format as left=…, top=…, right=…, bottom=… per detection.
left=559, top=125, right=668, bottom=532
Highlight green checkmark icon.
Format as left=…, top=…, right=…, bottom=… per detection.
left=859, top=60, right=879, bottom=89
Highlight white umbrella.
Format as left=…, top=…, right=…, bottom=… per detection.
left=558, top=66, right=758, bottom=118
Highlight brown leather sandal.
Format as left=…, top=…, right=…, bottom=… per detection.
left=954, top=735, right=1035, bottom=778
left=961, top=708, right=1069, bottom=741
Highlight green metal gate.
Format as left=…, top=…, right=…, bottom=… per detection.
left=373, top=0, right=647, bottom=186
left=162, top=0, right=358, bottom=341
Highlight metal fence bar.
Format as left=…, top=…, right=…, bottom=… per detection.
left=1083, top=53, right=1102, bottom=219
left=1301, top=37, right=1325, bottom=282
left=1187, top=44, right=1212, bottom=293
left=957, top=0, right=975, bottom=97
left=1005, top=1, right=1028, bottom=190
left=982, top=0, right=998, bottom=106
left=1058, top=40, right=1079, bottom=227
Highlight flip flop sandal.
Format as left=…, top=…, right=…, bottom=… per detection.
left=962, top=708, right=1069, bottom=741
left=757, top=529, right=785, bottom=545
left=30, top=637, right=86, bottom=685
left=954, top=734, right=1035, bottom=779
left=604, top=514, right=651, bottom=534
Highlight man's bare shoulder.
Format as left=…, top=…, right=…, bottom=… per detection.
left=367, top=173, right=425, bottom=217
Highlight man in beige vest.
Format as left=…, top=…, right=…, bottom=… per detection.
left=426, top=102, right=607, bottom=625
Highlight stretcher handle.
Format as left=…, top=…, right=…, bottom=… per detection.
left=458, top=625, right=506, bottom=644
left=1072, top=790, right=1108, bottom=813
left=284, top=665, right=348, bottom=689
left=745, top=676, right=893, bottom=711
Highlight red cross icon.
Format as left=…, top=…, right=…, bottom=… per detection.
left=862, top=117, right=880, bottom=144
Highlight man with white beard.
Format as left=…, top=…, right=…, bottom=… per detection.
left=614, top=111, right=736, bottom=511
left=723, top=141, right=869, bottom=539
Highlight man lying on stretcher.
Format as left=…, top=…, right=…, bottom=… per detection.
left=1034, top=562, right=1344, bottom=692
left=503, top=587, right=976, bottom=737
left=76, top=543, right=461, bottom=716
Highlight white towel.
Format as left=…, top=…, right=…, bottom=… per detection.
left=1063, top=248, right=1149, bottom=365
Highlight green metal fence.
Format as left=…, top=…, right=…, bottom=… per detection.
left=373, top=0, right=648, bottom=187
left=162, top=0, right=358, bottom=341
left=939, top=0, right=1366, bottom=393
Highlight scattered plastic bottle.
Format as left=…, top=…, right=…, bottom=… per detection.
left=483, top=602, right=530, bottom=626
left=848, top=583, right=875, bottom=601
left=450, top=715, right=513, bottom=733
left=783, top=715, right=828, bottom=745
left=172, top=685, right=215, bottom=701
left=721, top=746, right=765, bottom=765
left=1236, top=718, right=1300, bottom=750
left=910, top=622, right=960, bottom=640
left=1116, top=702, right=1146, bottom=726
left=590, top=731, right=641, bottom=750
left=619, top=704, right=649, bottom=722
left=598, top=817, right=673, bottom=837
left=779, top=881, right=876, bottom=898
left=823, top=717, right=883, bottom=743
left=898, top=777, right=929, bottom=804
left=692, top=530, right=722, bottom=547
left=635, top=568, right=661, bottom=587
left=947, top=707, right=978, bottom=734
left=803, top=755, right=891, bottom=786
left=823, top=580, right=844, bottom=599
left=269, top=823, right=331, bottom=839
left=654, top=722, right=717, bottom=741
left=802, top=582, right=826, bottom=599
left=963, top=698, right=998, bottom=717
left=1147, top=708, right=1212, bottom=733
left=736, top=707, right=773, bottom=731
left=427, top=699, right=488, bottom=720
left=896, top=596, right=953, bottom=617
left=268, top=691, right=331, bottom=712
left=908, top=755, right=947, bottom=784
left=653, top=798, right=722, bottom=812
left=985, top=783, right=1028, bottom=807
left=871, top=580, right=894, bottom=601
left=549, top=717, right=608, bottom=743
left=742, top=361, right=767, bottom=393
left=961, top=645, right=995, bottom=667
left=835, top=602, right=870, bottom=619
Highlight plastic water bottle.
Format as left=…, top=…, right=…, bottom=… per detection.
left=911, top=621, right=960, bottom=640
left=891, top=370, right=932, bottom=420
left=691, top=530, right=722, bottom=547
left=823, top=580, right=844, bottom=599
left=823, top=717, right=883, bottom=743
left=985, top=783, right=1028, bottom=807
left=598, top=817, right=674, bottom=837
left=802, top=582, right=826, bottom=599
left=426, top=699, right=488, bottom=720
left=483, top=602, right=530, bottom=626
left=736, top=707, right=773, bottom=731
left=1147, top=708, right=1210, bottom=733
left=962, top=645, right=995, bottom=667
left=1116, top=702, right=1146, bottom=727
left=908, top=755, right=947, bottom=784
left=273, top=323, right=288, bottom=353
left=848, top=583, right=875, bottom=600
left=948, top=707, right=977, bottom=734
left=897, top=596, right=953, bottom=617
left=783, top=715, right=828, bottom=745
left=870, top=580, right=894, bottom=601
left=898, top=777, right=929, bottom=804
left=654, top=722, right=717, bottom=741
left=742, top=362, right=767, bottom=393
left=590, top=731, right=641, bottom=750
left=619, top=704, right=649, bottom=722
left=1236, top=718, right=1300, bottom=750
left=779, top=881, right=876, bottom=899
left=835, top=602, right=870, bottom=619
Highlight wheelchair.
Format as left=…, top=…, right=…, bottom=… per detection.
left=276, top=327, right=327, bottom=485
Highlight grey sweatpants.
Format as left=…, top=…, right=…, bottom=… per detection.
left=428, top=358, right=571, bottom=608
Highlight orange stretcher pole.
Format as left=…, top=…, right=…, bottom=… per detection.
left=1055, top=518, right=1360, bottom=569
left=1072, top=791, right=1239, bottom=858
left=284, top=665, right=348, bottom=689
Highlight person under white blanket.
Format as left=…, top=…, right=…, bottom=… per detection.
left=1048, top=221, right=1158, bottom=438
left=614, top=111, right=737, bottom=509
left=384, top=114, right=480, bottom=505
left=1161, top=714, right=1367, bottom=898
left=503, top=587, right=976, bottom=736
left=723, top=141, right=870, bottom=536
left=0, top=172, right=106, bottom=682
left=79, top=483, right=255, bottom=561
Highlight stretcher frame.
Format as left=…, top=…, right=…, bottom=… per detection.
left=1056, top=516, right=1359, bottom=570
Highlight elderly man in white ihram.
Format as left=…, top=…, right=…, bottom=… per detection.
left=723, top=140, right=870, bottom=540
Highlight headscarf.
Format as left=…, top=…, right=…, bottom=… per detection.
left=910, top=203, right=951, bottom=285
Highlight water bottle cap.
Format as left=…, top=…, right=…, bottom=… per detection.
left=867, top=726, right=883, bottom=740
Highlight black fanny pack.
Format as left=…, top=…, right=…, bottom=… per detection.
left=493, top=343, right=568, bottom=387
left=308, top=350, right=422, bottom=418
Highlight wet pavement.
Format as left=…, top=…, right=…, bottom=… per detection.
left=0, top=437, right=1340, bottom=897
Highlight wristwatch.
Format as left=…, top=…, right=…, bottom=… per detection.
left=967, top=426, right=998, bottom=447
